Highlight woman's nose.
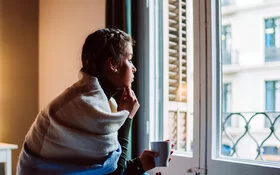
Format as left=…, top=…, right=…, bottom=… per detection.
left=132, top=65, right=137, bottom=73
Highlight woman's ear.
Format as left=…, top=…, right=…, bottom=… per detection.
left=107, top=57, right=119, bottom=72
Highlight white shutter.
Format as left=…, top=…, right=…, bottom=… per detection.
left=165, top=0, right=189, bottom=151
left=168, top=0, right=187, bottom=102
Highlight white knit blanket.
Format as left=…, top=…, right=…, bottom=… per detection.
left=25, top=72, right=129, bottom=160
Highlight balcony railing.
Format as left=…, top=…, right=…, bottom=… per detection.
left=222, top=112, right=280, bottom=161
left=265, top=47, right=280, bottom=62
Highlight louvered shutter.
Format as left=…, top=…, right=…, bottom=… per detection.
left=168, top=0, right=187, bottom=102
left=165, top=0, right=189, bottom=151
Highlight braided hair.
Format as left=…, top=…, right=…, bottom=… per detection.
left=81, top=28, right=135, bottom=76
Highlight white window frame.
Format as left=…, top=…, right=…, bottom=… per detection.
left=207, top=0, right=280, bottom=174
left=137, top=0, right=280, bottom=174
left=145, top=0, right=203, bottom=174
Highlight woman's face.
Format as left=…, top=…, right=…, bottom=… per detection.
left=116, top=43, right=136, bottom=88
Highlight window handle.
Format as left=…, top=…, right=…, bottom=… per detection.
left=187, top=167, right=207, bottom=175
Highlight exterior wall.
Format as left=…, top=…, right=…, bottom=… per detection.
left=223, top=0, right=280, bottom=115
left=222, top=0, right=280, bottom=160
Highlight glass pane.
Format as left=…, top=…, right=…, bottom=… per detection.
left=162, top=0, right=193, bottom=156
left=220, top=0, right=280, bottom=162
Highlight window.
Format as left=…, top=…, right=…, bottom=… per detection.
left=143, top=1, right=198, bottom=174
left=265, top=80, right=280, bottom=128
left=265, top=80, right=280, bottom=112
left=212, top=0, right=280, bottom=173
left=263, top=146, right=280, bottom=161
left=221, top=25, right=239, bottom=65
left=263, top=146, right=279, bottom=155
left=222, top=83, right=232, bottom=126
left=141, top=0, right=280, bottom=174
left=221, top=0, right=235, bottom=7
left=265, top=17, right=280, bottom=62
left=221, top=25, right=232, bottom=64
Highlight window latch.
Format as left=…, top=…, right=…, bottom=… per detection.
left=187, top=167, right=207, bottom=175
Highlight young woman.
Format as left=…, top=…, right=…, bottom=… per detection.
left=16, top=28, right=162, bottom=175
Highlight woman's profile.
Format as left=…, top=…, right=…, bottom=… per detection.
left=16, top=28, right=166, bottom=175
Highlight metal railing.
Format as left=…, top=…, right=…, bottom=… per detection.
left=222, top=112, right=280, bottom=161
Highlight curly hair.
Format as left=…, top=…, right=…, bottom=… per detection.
left=81, top=28, right=135, bottom=76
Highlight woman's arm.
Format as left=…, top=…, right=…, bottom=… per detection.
left=108, top=117, right=146, bottom=175
left=108, top=88, right=147, bottom=174
left=116, top=117, right=132, bottom=170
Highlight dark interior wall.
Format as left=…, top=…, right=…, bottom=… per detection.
left=0, top=163, right=3, bottom=174
left=0, top=0, right=39, bottom=173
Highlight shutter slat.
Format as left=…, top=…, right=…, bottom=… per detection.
left=167, top=0, right=188, bottom=103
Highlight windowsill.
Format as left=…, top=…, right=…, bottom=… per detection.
left=172, top=150, right=193, bottom=158
left=212, top=157, right=280, bottom=169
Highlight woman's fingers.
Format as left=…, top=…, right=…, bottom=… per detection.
left=125, top=87, right=136, bottom=102
left=119, top=88, right=132, bottom=103
left=142, top=149, right=159, bottom=157
left=117, top=87, right=140, bottom=118
left=119, top=87, right=128, bottom=102
left=165, top=140, right=175, bottom=149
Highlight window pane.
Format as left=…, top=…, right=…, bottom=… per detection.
left=265, top=17, right=280, bottom=62
left=222, top=25, right=233, bottom=64
left=220, top=0, right=280, bottom=162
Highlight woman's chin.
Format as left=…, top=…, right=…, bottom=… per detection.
left=124, top=84, right=132, bottom=88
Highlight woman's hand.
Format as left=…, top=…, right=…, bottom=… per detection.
left=138, top=150, right=158, bottom=171
left=139, top=141, right=175, bottom=173
left=117, top=87, right=140, bottom=119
